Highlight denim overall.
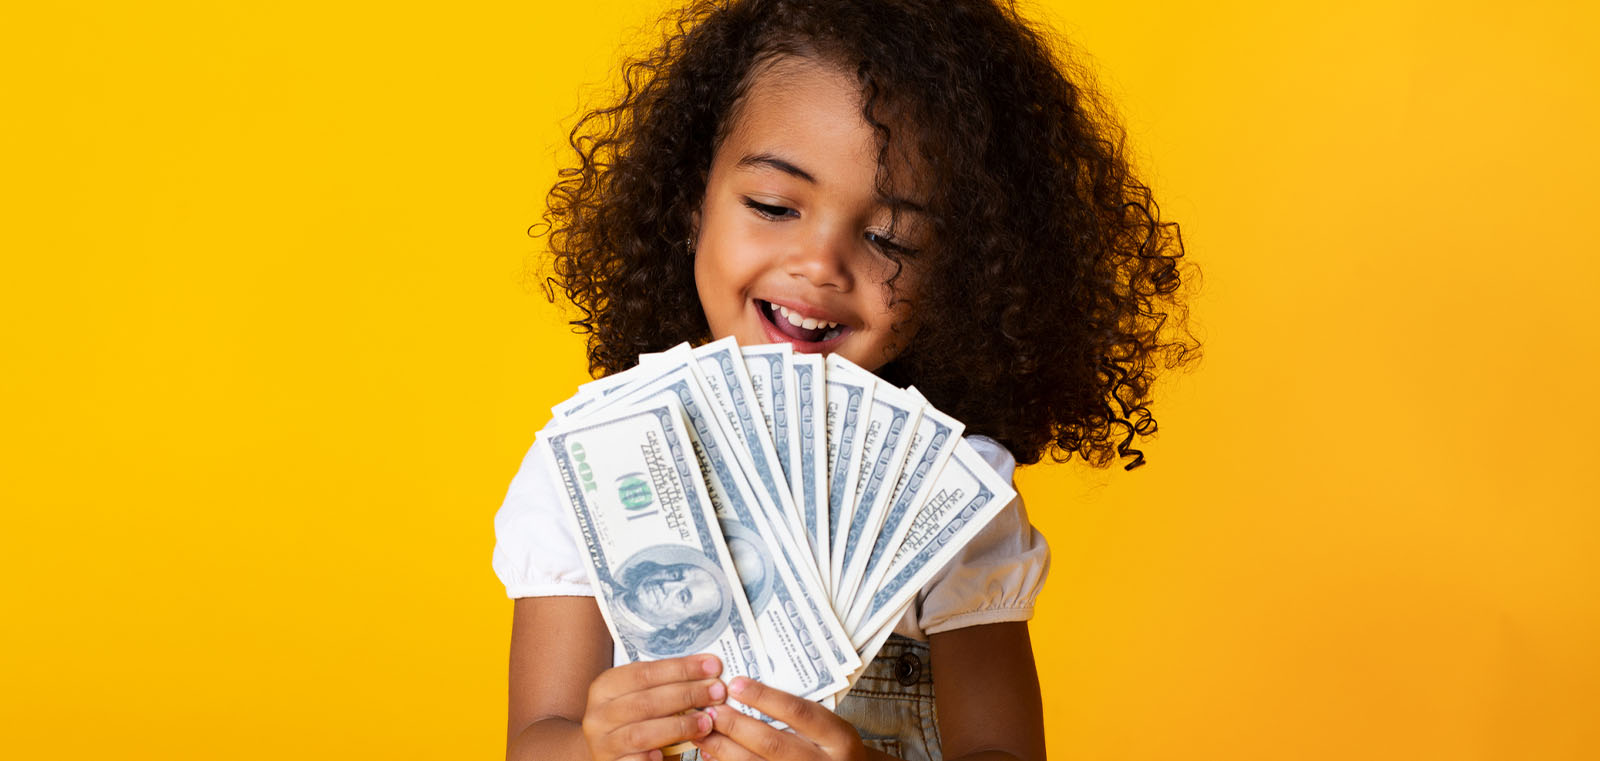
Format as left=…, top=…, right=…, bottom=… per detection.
left=833, top=635, right=943, bottom=761
left=679, top=635, right=942, bottom=761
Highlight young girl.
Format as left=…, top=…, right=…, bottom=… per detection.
left=494, top=1, right=1195, bottom=759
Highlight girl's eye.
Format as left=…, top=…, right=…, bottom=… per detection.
left=742, top=198, right=796, bottom=219
left=865, top=230, right=917, bottom=257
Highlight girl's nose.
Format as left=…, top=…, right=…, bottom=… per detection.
left=783, top=228, right=854, bottom=291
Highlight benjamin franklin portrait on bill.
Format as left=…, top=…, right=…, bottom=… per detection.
left=605, top=544, right=734, bottom=658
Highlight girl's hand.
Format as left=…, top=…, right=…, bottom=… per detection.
left=582, top=654, right=728, bottom=761
left=691, top=677, right=868, bottom=761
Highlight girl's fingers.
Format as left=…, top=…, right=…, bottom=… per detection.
left=601, top=710, right=715, bottom=756
left=599, top=678, right=728, bottom=725
left=616, top=753, right=664, bottom=761
left=693, top=730, right=766, bottom=761
left=591, top=655, right=723, bottom=704
left=725, top=677, right=852, bottom=747
left=703, top=704, right=815, bottom=760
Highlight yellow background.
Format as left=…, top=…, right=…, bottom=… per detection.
left=3, top=1, right=1596, bottom=758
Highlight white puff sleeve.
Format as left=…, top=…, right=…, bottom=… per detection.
left=491, top=434, right=596, bottom=599
left=897, top=435, right=1051, bottom=638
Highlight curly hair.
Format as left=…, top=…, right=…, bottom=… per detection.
left=535, top=0, right=1199, bottom=469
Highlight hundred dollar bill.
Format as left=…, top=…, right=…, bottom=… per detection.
left=539, top=400, right=766, bottom=685
left=692, top=339, right=811, bottom=564
left=844, top=397, right=964, bottom=631
left=833, top=380, right=923, bottom=608
left=788, top=352, right=831, bottom=580
left=741, top=344, right=799, bottom=492
left=583, top=350, right=849, bottom=698
left=823, top=354, right=875, bottom=596
left=743, top=343, right=808, bottom=561
left=848, top=439, right=1016, bottom=649
left=549, top=352, right=673, bottom=419
left=832, top=602, right=912, bottom=704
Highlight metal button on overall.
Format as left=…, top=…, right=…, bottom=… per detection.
left=894, top=651, right=921, bottom=686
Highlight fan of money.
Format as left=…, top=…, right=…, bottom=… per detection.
left=540, top=337, right=1015, bottom=710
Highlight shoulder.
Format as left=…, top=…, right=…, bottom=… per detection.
left=491, top=429, right=596, bottom=599
left=964, top=434, right=1018, bottom=482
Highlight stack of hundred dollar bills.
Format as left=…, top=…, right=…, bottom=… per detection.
left=540, top=336, right=1015, bottom=711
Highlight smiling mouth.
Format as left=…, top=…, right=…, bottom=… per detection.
left=758, top=300, right=845, bottom=343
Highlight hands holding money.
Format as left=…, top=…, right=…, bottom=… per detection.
left=580, top=654, right=869, bottom=761
left=545, top=338, right=1017, bottom=754
left=581, top=655, right=724, bottom=761
left=694, top=676, right=870, bottom=761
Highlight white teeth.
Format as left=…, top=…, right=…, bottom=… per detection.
left=768, top=301, right=839, bottom=331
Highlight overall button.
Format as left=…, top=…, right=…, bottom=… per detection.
left=893, top=652, right=921, bottom=685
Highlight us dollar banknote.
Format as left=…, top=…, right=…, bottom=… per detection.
left=833, top=380, right=924, bottom=609
left=539, top=400, right=766, bottom=683
left=788, top=352, right=831, bottom=581
left=848, top=439, right=1016, bottom=649
left=844, top=397, right=964, bottom=630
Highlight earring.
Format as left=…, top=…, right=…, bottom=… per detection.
left=685, top=236, right=696, bottom=255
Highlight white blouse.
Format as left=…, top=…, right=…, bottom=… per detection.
left=491, top=430, right=1050, bottom=643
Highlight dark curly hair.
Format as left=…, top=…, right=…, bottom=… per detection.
left=535, top=0, right=1199, bottom=469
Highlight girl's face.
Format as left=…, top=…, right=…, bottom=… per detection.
left=693, top=56, right=928, bottom=372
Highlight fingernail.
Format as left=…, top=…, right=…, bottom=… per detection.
left=649, top=751, right=663, bottom=761
left=729, top=677, right=749, bottom=695
left=697, top=710, right=713, bottom=733
left=708, top=681, right=726, bottom=701
left=705, top=705, right=718, bottom=721
left=702, top=656, right=720, bottom=676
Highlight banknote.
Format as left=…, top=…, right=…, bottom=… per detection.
left=844, top=399, right=964, bottom=631
left=582, top=351, right=847, bottom=698
left=833, top=380, right=923, bottom=608
left=550, top=354, right=667, bottom=419
left=848, top=439, right=1016, bottom=649
left=823, top=354, right=875, bottom=596
left=539, top=400, right=766, bottom=683
left=692, top=338, right=811, bottom=564
left=788, top=352, right=831, bottom=580
left=833, top=602, right=911, bottom=703
left=742, top=345, right=806, bottom=553
left=741, top=344, right=790, bottom=469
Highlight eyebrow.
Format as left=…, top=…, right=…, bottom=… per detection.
left=735, top=152, right=927, bottom=213
left=737, top=153, right=816, bottom=183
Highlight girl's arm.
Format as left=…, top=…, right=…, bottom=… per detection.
left=929, top=621, right=1047, bottom=761
left=507, top=596, right=725, bottom=761
left=507, top=596, right=612, bottom=759
left=692, top=621, right=1046, bottom=761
